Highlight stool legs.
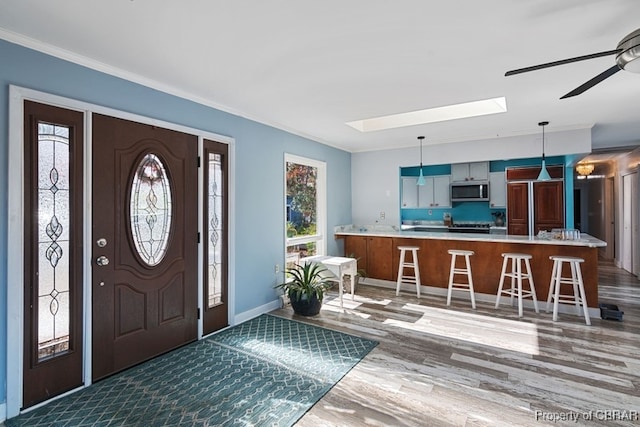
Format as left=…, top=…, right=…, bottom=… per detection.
left=524, top=257, right=540, bottom=314
left=396, top=247, right=421, bottom=298
left=495, top=253, right=538, bottom=317
left=446, top=254, right=456, bottom=306
left=573, top=262, right=591, bottom=325
left=447, top=251, right=475, bottom=309
left=546, top=257, right=591, bottom=326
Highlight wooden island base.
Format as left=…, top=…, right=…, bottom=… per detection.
left=340, top=232, right=603, bottom=308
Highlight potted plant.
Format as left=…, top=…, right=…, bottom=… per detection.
left=275, top=262, right=333, bottom=316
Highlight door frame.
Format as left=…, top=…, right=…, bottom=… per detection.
left=620, top=171, right=638, bottom=275
left=6, top=85, right=236, bottom=418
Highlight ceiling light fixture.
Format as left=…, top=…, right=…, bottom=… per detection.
left=345, top=97, right=507, bottom=132
left=576, top=163, right=595, bottom=176
left=616, top=28, right=640, bottom=73
left=537, top=121, right=551, bottom=181
left=417, top=136, right=426, bottom=186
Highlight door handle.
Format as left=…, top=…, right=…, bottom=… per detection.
left=96, top=255, right=110, bottom=266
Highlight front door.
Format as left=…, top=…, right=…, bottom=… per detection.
left=91, top=113, right=198, bottom=380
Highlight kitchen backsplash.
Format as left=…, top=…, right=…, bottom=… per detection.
left=402, top=203, right=506, bottom=224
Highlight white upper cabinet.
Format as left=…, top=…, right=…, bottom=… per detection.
left=418, top=175, right=451, bottom=208
left=432, top=175, right=452, bottom=207
left=401, top=177, right=418, bottom=208
left=451, top=162, right=489, bottom=182
left=489, top=171, right=506, bottom=208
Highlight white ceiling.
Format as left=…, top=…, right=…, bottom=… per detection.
left=1, top=0, right=640, bottom=154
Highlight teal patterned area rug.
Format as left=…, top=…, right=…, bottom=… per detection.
left=8, top=314, right=377, bottom=427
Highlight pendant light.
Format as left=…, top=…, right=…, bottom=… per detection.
left=417, top=136, right=426, bottom=186
left=537, top=121, right=551, bottom=181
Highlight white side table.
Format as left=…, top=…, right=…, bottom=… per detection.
left=300, top=255, right=357, bottom=308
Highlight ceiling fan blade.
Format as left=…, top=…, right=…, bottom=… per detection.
left=560, top=64, right=621, bottom=99
left=505, top=49, right=620, bottom=76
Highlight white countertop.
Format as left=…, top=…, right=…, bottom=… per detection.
left=334, top=225, right=606, bottom=248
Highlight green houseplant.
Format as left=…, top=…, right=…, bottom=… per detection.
left=275, top=262, right=333, bottom=316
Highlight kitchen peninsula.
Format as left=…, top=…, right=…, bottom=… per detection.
left=335, top=226, right=606, bottom=308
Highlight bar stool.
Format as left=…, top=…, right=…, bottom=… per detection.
left=446, top=249, right=476, bottom=309
left=495, top=253, right=539, bottom=317
left=546, top=256, right=591, bottom=326
left=396, top=246, right=421, bottom=298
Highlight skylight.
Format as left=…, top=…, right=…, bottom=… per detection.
left=346, top=97, right=507, bottom=132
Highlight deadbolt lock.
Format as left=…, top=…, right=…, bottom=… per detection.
left=96, top=255, right=110, bottom=266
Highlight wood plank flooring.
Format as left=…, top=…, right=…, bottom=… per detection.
left=271, top=261, right=640, bottom=426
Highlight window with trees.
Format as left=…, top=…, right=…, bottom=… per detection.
left=284, top=154, right=326, bottom=268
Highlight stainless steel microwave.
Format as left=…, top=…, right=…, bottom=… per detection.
left=450, top=182, right=489, bottom=202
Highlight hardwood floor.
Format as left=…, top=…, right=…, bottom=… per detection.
left=271, top=261, right=640, bottom=426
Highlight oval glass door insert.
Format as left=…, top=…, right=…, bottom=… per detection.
left=130, top=153, right=172, bottom=266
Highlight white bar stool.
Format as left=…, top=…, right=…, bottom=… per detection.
left=495, top=253, right=539, bottom=317
left=396, top=246, right=421, bottom=298
left=546, top=256, right=591, bottom=326
left=446, top=249, right=476, bottom=309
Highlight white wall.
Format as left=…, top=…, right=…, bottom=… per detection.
left=351, top=128, right=592, bottom=225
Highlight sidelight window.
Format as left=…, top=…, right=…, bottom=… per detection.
left=37, top=122, right=71, bottom=360
left=207, top=152, right=224, bottom=307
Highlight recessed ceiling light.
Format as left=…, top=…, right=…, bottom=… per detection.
left=346, top=97, right=507, bottom=132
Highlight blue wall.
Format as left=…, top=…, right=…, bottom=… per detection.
left=0, top=39, right=352, bottom=405
left=400, top=156, right=573, bottom=225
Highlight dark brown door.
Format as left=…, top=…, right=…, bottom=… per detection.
left=507, top=182, right=530, bottom=235
left=203, top=139, right=229, bottom=334
left=91, top=114, right=198, bottom=381
left=533, top=180, right=564, bottom=233
left=23, top=101, right=84, bottom=408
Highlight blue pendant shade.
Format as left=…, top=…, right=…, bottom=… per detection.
left=537, top=121, right=551, bottom=181
left=537, top=159, right=551, bottom=181
left=417, top=136, right=426, bottom=186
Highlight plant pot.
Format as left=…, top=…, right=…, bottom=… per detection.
left=289, top=293, right=322, bottom=316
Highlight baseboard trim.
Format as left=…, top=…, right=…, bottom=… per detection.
left=233, top=299, right=282, bottom=325
left=361, top=278, right=600, bottom=318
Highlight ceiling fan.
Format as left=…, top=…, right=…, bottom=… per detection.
left=505, top=28, right=640, bottom=99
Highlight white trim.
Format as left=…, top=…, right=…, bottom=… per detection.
left=7, top=85, right=26, bottom=420
left=83, top=106, right=94, bottom=390
left=6, top=85, right=236, bottom=419
left=232, top=300, right=282, bottom=326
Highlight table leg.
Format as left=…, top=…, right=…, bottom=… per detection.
left=338, top=271, right=344, bottom=309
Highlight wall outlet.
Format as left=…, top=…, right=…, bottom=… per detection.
left=379, top=211, right=385, bottom=219
left=274, top=264, right=280, bottom=274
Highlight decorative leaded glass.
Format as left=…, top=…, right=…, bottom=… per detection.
left=37, top=122, right=71, bottom=360
left=130, top=153, right=172, bottom=266
left=207, top=153, right=223, bottom=307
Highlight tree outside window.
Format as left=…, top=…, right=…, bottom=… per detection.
left=284, top=154, right=326, bottom=268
